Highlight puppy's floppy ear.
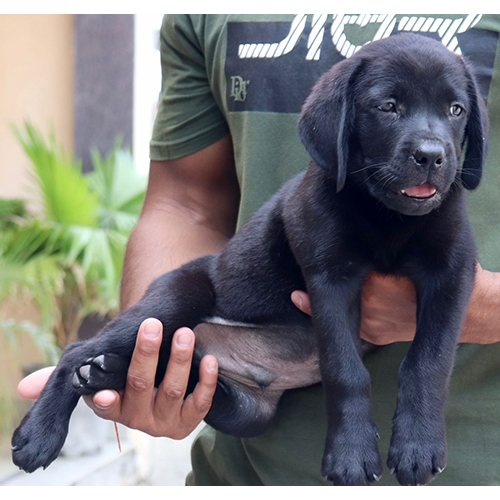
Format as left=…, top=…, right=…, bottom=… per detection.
left=299, top=57, right=364, bottom=192
left=461, top=62, right=489, bottom=190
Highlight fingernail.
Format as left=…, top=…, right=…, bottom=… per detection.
left=177, top=332, right=192, bottom=347
left=207, top=359, right=217, bottom=372
left=95, top=401, right=112, bottom=410
left=144, top=320, right=161, bottom=338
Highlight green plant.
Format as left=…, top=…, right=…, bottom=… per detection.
left=0, top=199, right=27, bottom=230
left=0, top=121, right=147, bottom=350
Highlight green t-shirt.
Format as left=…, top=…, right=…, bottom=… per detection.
left=150, top=14, right=500, bottom=485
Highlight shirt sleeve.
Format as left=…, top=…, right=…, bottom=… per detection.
left=149, top=15, right=229, bottom=161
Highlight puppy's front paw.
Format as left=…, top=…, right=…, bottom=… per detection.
left=322, top=426, right=383, bottom=486
left=387, top=422, right=447, bottom=486
left=72, top=353, right=129, bottom=395
left=12, top=411, right=68, bottom=473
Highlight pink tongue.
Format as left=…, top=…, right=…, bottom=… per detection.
left=404, top=183, right=436, bottom=198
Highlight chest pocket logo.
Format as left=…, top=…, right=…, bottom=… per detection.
left=230, top=76, right=250, bottom=102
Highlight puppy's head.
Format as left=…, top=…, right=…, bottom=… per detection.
left=299, top=33, right=489, bottom=216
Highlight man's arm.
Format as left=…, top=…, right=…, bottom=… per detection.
left=120, top=136, right=240, bottom=310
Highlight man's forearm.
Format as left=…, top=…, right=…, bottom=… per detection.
left=120, top=208, right=230, bottom=310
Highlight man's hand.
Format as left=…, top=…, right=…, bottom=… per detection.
left=18, top=318, right=218, bottom=440
left=291, top=273, right=416, bottom=345
left=291, top=265, right=500, bottom=345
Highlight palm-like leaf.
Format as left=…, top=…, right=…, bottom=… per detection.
left=88, top=144, right=146, bottom=232
left=13, top=122, right=99, bottom=227
left=0, top=317, right=61, bottom=366
left=0, top=252, right=63, bottom=329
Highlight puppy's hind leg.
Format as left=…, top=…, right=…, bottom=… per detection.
left=71, top=254, right=218, bottom=394
left=204, top=377, right=283, bottom=438
left=12, top=255, right=217, bottom=473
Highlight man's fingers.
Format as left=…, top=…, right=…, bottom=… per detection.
left=17, top=366, right=55, bottom=400
left=179, top=355, right=218, bottom=432
left=120, top=318, right=163, bottom=418
left=291, top=290, right=312, bottom=316
left=154, top=327, right=196, bottom=420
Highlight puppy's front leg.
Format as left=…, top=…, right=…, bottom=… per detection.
left=387, top=263, right=475, bottom=486
left=307, top=270, right=383, bottom=486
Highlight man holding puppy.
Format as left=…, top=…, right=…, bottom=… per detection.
left=21, top=14, right=500, bottom=485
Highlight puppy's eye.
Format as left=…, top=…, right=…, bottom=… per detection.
left=377, top=102, right=397, bottom=113
left=450, top=104, right=464, bottom=117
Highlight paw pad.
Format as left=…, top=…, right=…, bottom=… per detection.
left=72, top=353, right=129, bottom=395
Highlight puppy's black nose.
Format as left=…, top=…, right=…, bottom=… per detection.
left=412, top=143, right=445, bottom=170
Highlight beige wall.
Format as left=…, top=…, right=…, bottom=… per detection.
left=0, top=14, right=74, bottom=210
left=0, top=15, right=74, bottom=444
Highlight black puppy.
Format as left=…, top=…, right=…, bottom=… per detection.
left=12, top=34, right=488, bottom=486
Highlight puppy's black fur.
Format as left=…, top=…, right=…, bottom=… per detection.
left=12, top=34, right=488, bottom=486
